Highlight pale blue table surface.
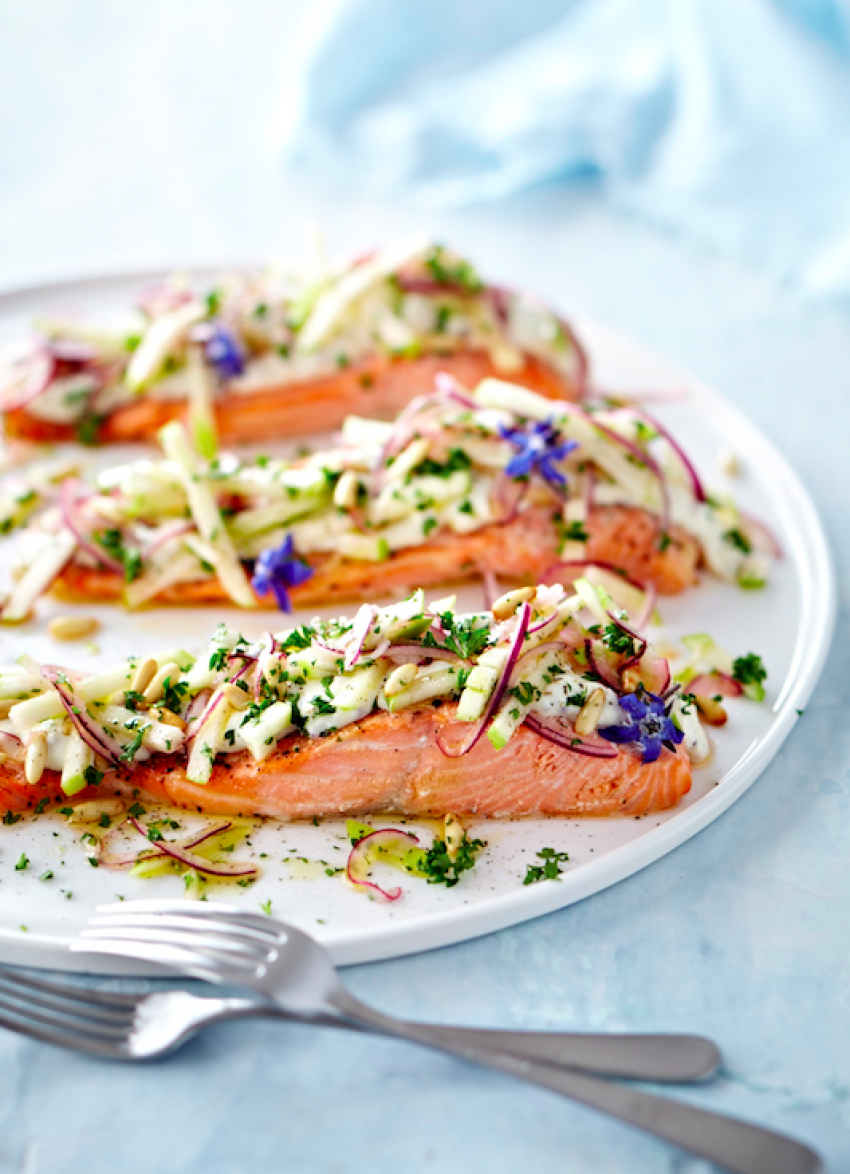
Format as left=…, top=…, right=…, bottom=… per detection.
left=1, top=8, right=850, bottom=1172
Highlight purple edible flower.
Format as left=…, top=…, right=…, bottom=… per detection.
left=251, top=535, right=314, bottom=612
left=499, top=419, right=577, bottom=488
left=204, top=324, right=245, bottom=381
left=598, top=687, right=683, bottom=764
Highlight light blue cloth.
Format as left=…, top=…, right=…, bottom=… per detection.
left=280, top=0, right=850, bottom=305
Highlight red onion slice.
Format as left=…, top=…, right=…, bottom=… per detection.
left=0, top=346, right=55, bottom=412
left=59, top=479, right=124, bottom=574
left=638, top=649, right=671, bottom=696
left=481, top=568, right=499, bottom=610
left=346, top=827, right=420, bottom=902
left=633, top=409, right=705, bottom=502
left=688, top=672, right=743, bottom=698
left=591, top=417, right=671, bottom=531
left=185, top=688, right=225, bottom=747
left=740, top=513, right=783, bottom=559
left=140, top=520, right=194, bottom=560
left=41, top=665, right=125, bottom=768
left=634, top=581, right=657, bottom=632
left=126, top=817, right=257, bottom=878
left=584, top=638, right=623, bottom=693
left=99, top=817, right=234, bottom=869
left=524, top=714, right=617, bottom=758
left=345, top=604, right=376, bottom=670
left=436, top=601, right=531, bottom=758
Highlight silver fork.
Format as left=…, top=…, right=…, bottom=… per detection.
left=74, top=902, right=821, bottom=1174
left=0, top=960, right=713, bottom=1079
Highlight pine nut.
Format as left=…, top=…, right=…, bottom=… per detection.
left=223, top=683, right=250, bottom=710
left=621, top=667, right=643, bottom=693
left=575, top=688, right=605, bottom=736
left=142, top=662, right=181, bottom=705
left=131, top=658, right=158, bottom=695
left=151, top=707, right=186, bottom=730
left=694, top=694, right=728, bottom=727
left=25, top=733, right=47, bottom=786
left=48, top=616, right=100, bottom=642
left=384, top=664, right=417, bottom=697
left=492, top=586, right=536, bottom=621
left=0, top=751, right=8, bottom=765
left=333, top=470, right=361, bottom=510
left=444, top=813, right=465, bottom=862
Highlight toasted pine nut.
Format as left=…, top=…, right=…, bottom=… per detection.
left=384, top=663, right=417, bottom=697
left=492, top=586, right=536, bottom=621
left=25, top=733, right=47, bottom=786
left=131, top=658, right=158, bottom=695
left=68, top=798, right=125, bottom=824
left=385, top=437, right=430, bottom=483
left=562, top=498, right=587, bottom=523
left=48, top=616, right=100, bottom=642
left=0, top=751, right=8, bottom=765
left=142, top=661, right=181, bottom=705
left=575, top=688, right=606, bottom=736
left=621, top=667, right=643, bottom=693
left=223, top=683, right=250, bottom=710
left=444, top=813, right=465, bottom=862
left=716, top=446, right=740, bottom=477
left=694, top=694, right=728, bottom=727
left=333, top=470, right=361, bottom=510
left=151, top=707, right=186, bottom=730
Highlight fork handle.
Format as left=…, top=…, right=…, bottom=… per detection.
left=329, top=997, right=821, bottom=1174
left=202, top=998, right=719, bottom=1082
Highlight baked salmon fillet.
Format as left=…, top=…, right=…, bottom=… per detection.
left=0, top=583, right=712, bottom=823
left=0, top=236, right=585, bottom=446
left=2, top=378, right=770, bottom=623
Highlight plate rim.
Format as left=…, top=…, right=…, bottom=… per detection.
left=0, top=277, right=836, bottom=971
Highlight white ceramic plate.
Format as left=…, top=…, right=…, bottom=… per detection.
left=0, top=271, right=836, bottom=972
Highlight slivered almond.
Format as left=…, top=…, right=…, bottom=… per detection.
left=48, top=616, right=100, bottom=642
left=131, top=658, right=158, bottom=695
left=25, top=732, right=47, bottom=785
left=694, top=694, right=728, bottom=726
left=384, top=664, right=417, bottom=697
left=492, top=586, right=536, bottom=620
left=575, top=688, right=605, bottom=736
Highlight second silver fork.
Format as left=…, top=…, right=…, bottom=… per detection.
left=74, top=902, right=821, bottom=1174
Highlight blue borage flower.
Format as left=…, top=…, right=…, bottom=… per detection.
left=251, top=535, right=314, bottom=612
left=204, top=323, right=245, bottom=380
left=498, top=419, right=577, bottom=488
left=598, top=688, right=683, bottom=764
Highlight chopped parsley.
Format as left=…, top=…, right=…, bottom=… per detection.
left=419, top=833, right=486, bottom=888
left=14, top=854, right=29, bottom=872
left=413, top=448, right=472, bottom=478
left=602, top=623, right=636, bottom=657
left=84, top=765, right=104, bottom=788
left=426, top=613, right=492, bottom=660
left=3, top=811, right=22, bottom=826
left=562, top=520, right=589, bottom=543
left=723, top=527, right=752, bottom=554
left=94, top=529, right=143, bottom=582
left=424, top=246, right=484, bottom=294
left=523, top=847, right=570, bottom=885
left=733, top=652, right=767, bottom=702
